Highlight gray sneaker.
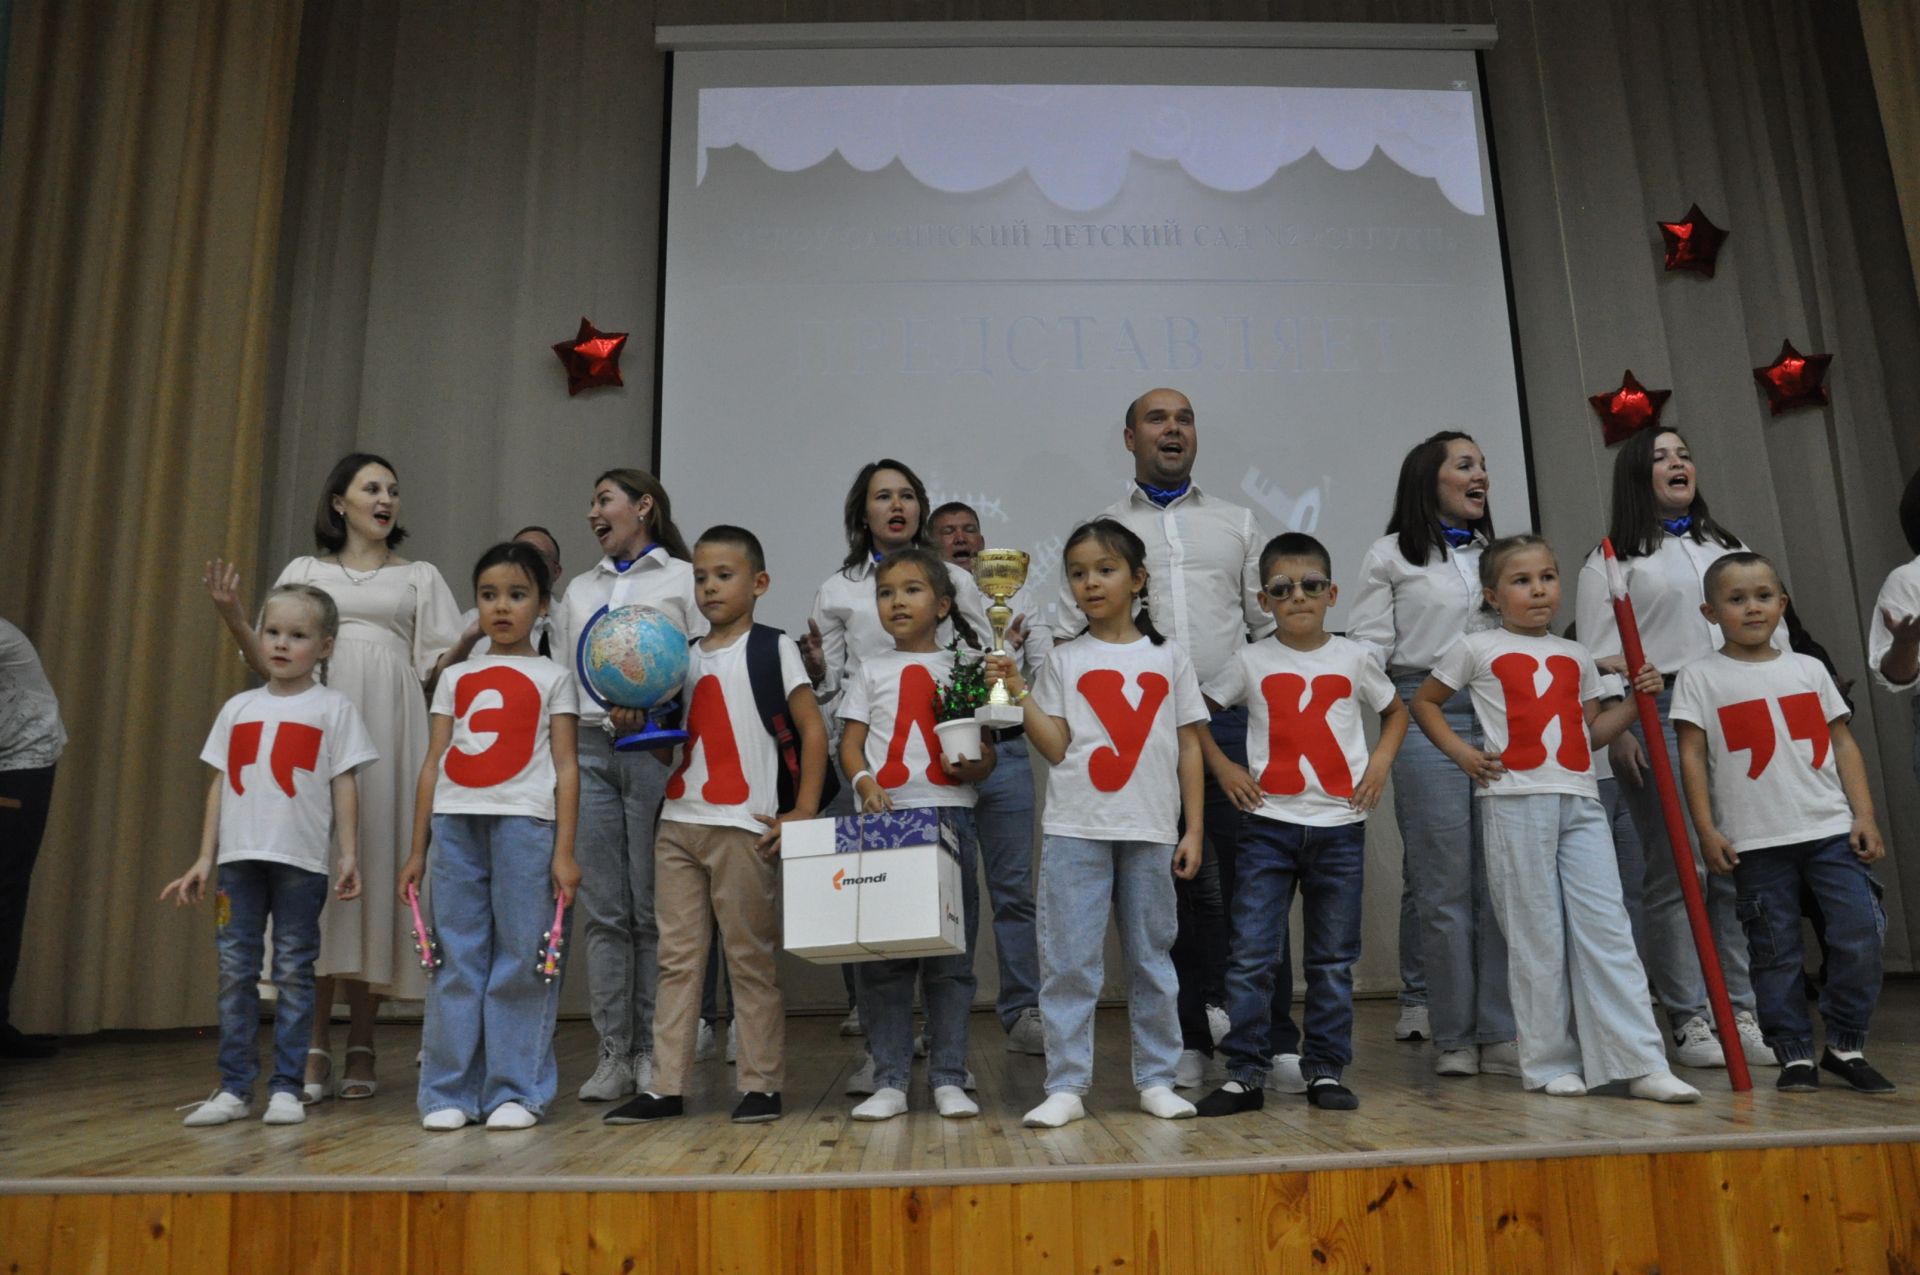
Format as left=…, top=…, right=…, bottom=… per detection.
left=845, top=1050, right=877, bottom=1096
left=694, top=1020, right=717, bottom=1062
left=1005, top=1007, right=1046, bottom=1055
left=577, top=1042, right=635, bottom=1102
left=1672, top=1015, right=1725, bottom=1069
left=630, top=1051, right=655, bottom=1092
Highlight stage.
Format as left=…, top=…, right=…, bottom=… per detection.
left=4, top=992, right=1919, bottom=1272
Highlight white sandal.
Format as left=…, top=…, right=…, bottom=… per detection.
left=302, top=1048, right=334, bottom=1105
left=339, top=1044, right=378, bottom=1100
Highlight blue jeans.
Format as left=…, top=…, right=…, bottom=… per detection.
left=1622, top=689, right=1753, bottom=1018
left=972, top=736, right=1040, bottom=1026
left=1392, top=671, right=1514, bottom=1050
left=575, top=730, right=667, bottom=1056
left=1220, top=817, right=1365, bottom=1086
left=1733, top=835, right=1885, bottom=1064
left=1037, top=835, right=1183, bottom=1093
left=215, top=859, right=329, bottom=1100
left=418, top=814, right=568, bottom=1119
left=854, top=810, right=980, bottom=1092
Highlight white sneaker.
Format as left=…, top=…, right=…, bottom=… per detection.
left=725, top=1022, right=737, bottom=1065
left=838, top=1006, right=864, bottom=1037
left=1673, top=1015, right=1726, bottom=1069
left=1628, top=1071, right=1701, bottom=1103
left=422, top=1108, right=471, bottom=1131
left=1393, top=1005, right=1430, bottom=1041
left=486, top=1101, right=538, bottom=1130
left=1139, top=1086, right=1197, bottom=1119
left=630, top=1052, right=655, bottom=1092
left=1479, top=1041, right=1522, bottom=1078
left=934, top=1085, right=979, bottom=1118
left=694, top=1021, right=717, bottom=1062
left=181, top=1091, right=249, bottom=1127
left=1023, top=1093, right=1086, bottom=1128
left=1265, top=1053, right=1307, bottom=1094
left=851, top=1088, right=907, bottom=1121
left=262, top=1092, right=306, bottom=1125
left=1734, top=1011, right=1779, bottom=1067
left=1006, top=1007, right=1046, bottom=1055
left=1174, top=1049, right=1207, bottom=1089
left=577, top=1043, right=635, bottom=1102
left=845, top=1051, right=878, bottom=1096
left=1434, top=1048, right=1479, bottom=1077
left=1543, top=1074, right=1588, bottom=1097
left=1205, top=1004, right=1231, bottom=1046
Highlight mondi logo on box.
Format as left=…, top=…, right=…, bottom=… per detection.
left=832, top=867, right=888, bottom=890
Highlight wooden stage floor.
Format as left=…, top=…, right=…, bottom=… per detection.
left=6, top=986, right=1919, bottom=1195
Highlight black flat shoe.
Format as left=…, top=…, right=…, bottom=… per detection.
left=731, top=1091, right=782, bottom=1123
left=1194, top=1084, right=1264, bottom=1117
left=1307, top=1079, right=1359, bottom=1110
left=1776, top=1061, right=1818, bottom=1093
left=1819, top=1050, right=1894, bottom=1094
left=604, top=1092, right=684, bottom=1124
left=0, top=1025, right=58, bottom=1059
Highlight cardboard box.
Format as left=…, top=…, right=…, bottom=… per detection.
left=781, top=809, right=966, bottom=963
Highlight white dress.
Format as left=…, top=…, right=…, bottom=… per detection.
left=274, top=556, right=463, bottom=997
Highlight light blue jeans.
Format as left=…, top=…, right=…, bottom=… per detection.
left=854, top=810, right=980, bottom=1093
left=575, top=730, right=667, bottom=1056
left=1036, top=835, right=1183, bottom=1094
left=1621, top=689, right=1756, bottom=1016
left=971, top=737, right=1040, bottom=1027
left=418, top=814, right=567, bottom=1120
left=215, top=859, right=328, bottom=1100
left=1481, top=793, right=1668, bottom=1089
left=1392, top=671, right=1514, bottom=1050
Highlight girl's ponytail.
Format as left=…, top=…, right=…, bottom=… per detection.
left=1133, top=576, right=1167, bottom=646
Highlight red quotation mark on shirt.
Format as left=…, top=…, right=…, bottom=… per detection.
left=875, top=663, right=956, bottom=790
left=445, top=665, right=541, bottom=788
left=1077, top=669, right=1171, bottom=793
left=1489, top=652, right=1590, bottom=773
left=1258, top=673, right=1354, bottom=798
left=666, top=674, right=749, bottom=804
left=227, top=721, right=323, bottom=798
left=1717, top=692, right=1830, bottom=779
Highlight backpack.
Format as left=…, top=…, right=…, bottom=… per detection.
left=743, top=624, right=839, bottom=815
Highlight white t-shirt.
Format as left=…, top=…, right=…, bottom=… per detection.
left=1205, top=636, right=1398, bottom=827
left=1868, top=556, right=1920, bottom=694
left=200, top=684, right=378, bottom=873
left=430, top=656, right=578, bottom=820
left=663, top=630, right=811, bottom=833
left=1430, top=629, right=1603, bottom=801
left=839, top=647, right=978, bottom=809
left=1670, top=651, right=1855, bottom=854
left=1032, top=634, right=1208, bottom=844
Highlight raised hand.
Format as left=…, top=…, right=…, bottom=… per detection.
left=800, top=619, right=827, bottom=683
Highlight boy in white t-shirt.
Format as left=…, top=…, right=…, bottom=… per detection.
left=165, top=585, right=377, bottom=1127
left=605, top=527, right=828, bottom=1126
left=1195, top=533, right=1409, bottom=1114
left=1673, top=552, right=1892, bottom=1093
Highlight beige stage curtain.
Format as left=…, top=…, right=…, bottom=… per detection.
left=0, top=0, right=303, bottom=1032
left=1859, top=0, right=1920, bottom=312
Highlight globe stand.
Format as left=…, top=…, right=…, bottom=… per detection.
left=613, top=706, right=687, bottom=752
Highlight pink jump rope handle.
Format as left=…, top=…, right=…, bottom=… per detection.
left=405, top=882, right=442, bottom=974
left=537, top=897, right=567, bottom=982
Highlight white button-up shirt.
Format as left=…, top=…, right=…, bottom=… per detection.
left=550, top=549, right=704, bottom=727
left=0, top=618, right=66, bottom=771
left=1868, top=556, right=1920, bottom=693
left=1050, top=482, right=1273, bottom=685
left=1575, top=533, right=1788, bottom=675
left=1344, top=533, right=1495, bottom=674
left=808, top=558, right=994, bottom=714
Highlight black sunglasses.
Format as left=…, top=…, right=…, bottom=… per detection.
left=1263, top=574, right=1331, bottom=600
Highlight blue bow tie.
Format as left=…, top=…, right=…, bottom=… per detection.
left=1440, top=525, right=1476, bottom=549
left=1661, top=516, right=1694, bottom=536
left=1137, top=479, right=1191, bottom=508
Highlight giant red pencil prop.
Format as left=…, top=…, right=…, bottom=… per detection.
left=1602, top=538, right=1751, bottom=1091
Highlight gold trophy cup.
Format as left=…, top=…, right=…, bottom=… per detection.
left=973, top=548, right=1031, bottom=728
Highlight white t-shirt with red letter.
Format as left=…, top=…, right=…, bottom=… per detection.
left=1670, top=651, right=1855, bottom=854
left=200, top=684, right=378, bottom=874
left=839, top=647, right=977, bottom=810
left=430, top=656, right=579, bottom=820
left=1032, top=634, right=1208, bottom=844
left=664, top=630, right=811, bottom=833
left=1205, top=636, right=1398, bottom=827
left=1429, top=628, right=1602, bottom=801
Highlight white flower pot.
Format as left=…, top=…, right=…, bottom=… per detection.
left=934, top=717, right=984, bottom=766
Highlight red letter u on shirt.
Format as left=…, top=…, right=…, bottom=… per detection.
left=1258, top=673, right=1354, bottom=798
left=875, top=663, right=955, bottom=789
left=1490, top=653, right=1589, bottom=772
left=667, top=674, right=750, bottom=804
left=1078, top=669, right=1170, bottom=793
left=446, top=666, right=541, bottom=788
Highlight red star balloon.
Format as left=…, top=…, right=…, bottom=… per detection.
left=1589, top=370, right=1672, bottom=446
left=1752, top=340, right=1833, bottom=415
left=1658, top=204, right=1729, bottom=277
left=552, top=317, right=628, bottom=395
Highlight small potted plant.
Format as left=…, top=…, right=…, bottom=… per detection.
left=932, top=638, right=990, bottom=765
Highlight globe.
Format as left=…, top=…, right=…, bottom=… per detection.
left=577, top=604, right=689, bottom=714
